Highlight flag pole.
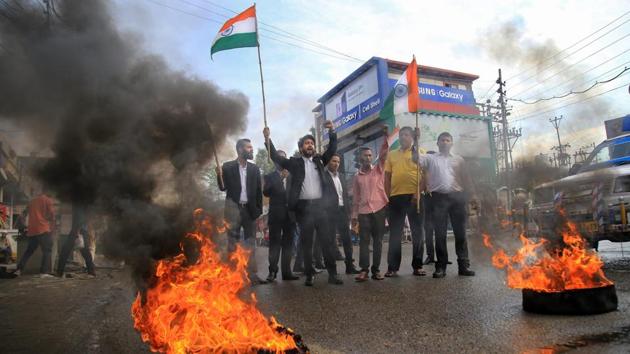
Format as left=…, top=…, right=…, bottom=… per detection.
left=205, top=117, right=224, bottom=188
left=254, top=4, right=271, bottom=162
left=415, top=111, right=421, bottom=214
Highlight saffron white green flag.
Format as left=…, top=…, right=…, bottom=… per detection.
left=211, top=5, right=258, bottom=57
left=381, top=56, right=420, bottom=148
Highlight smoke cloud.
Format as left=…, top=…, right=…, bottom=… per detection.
left=478, top=18, right=612, bottom=136
left=0, top=1, right=248, bottom=286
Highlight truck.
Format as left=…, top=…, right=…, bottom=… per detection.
left=530, top=115, right=630, bottom=248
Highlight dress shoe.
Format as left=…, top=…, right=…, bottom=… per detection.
left=384, top=270, right=398, bottom=278
left=433, top=268, right=446, bottom=278
left=345, top=264, right=361, bottom=274
left=355, top=271, right=369, bottom=282
left=328, top=274, right=343, bottom=285
left=282, top=273, right=300, bottom=281
left=314, top=263, right=325, bottom=270
left=423, top=257, right=435, bottom=265
left=313, top=268, right=323, bottom=274
left=413, top=268, right=427, bottom=276
left=304, top=275, right=315, bottom=286
left=266, top=272, right=277, bottom=282
left=371, top=272, right=385, bottom=280
left=250, top=276, right=268, bottom=285
left=458, top=268, right=476, bottom=276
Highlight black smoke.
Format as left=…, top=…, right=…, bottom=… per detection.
left=0, top=1, right=248, bottom=286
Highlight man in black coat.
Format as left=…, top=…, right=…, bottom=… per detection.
left=323, top=154, right=360, bottom=274
left=216, top=138, right=266, bottom=285
left=263, top=150, right=300, bottom=282
left=263, top=121, right=343, bottom=286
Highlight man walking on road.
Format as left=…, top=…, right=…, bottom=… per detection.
left=414, top=131, right=477, bottom=278
left=264, top=121, right=344, bottom=286
left=352, top=126, right=389, bottom=282
left=216, top=138, right=266, bottom=285
left=14, top=188, right=55, bottom=277
left=384, top=126, right=426, bottom=277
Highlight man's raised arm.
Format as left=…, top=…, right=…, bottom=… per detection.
left=321, top=120, right=337, bottom=166
left=263, top=127, right=290, bottom=170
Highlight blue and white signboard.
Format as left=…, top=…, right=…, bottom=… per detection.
left=387, top=80, right=475, bottom=106
left=324, top=65, right=382, bottom=134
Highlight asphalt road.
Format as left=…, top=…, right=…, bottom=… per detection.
left=1, top=232, right=630, bottom=353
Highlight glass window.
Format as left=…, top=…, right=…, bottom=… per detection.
left=587, top=141, right=630, bottom=166
left=614, top=175, right=630, bottom=193
left=533, top=187, right=554, bottom=203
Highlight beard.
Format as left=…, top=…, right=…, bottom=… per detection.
left=242, top=151, right=254, bottom=160
left=301, top=148, right=314, bottom=157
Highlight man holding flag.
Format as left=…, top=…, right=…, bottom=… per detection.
left=380, top=57, right=426, bottom=277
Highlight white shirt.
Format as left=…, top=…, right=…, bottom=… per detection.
left=328, top=170, right=344, bottom=206
left=417, top=152, right=465, bottom=193
left=300, top=156, right=322, bottom=200
left=239, top=163, right=248, bottom=203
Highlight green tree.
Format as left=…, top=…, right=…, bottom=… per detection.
left=201, top=167, right=224, bottom=201
left=255, top=148, right=275, bottom=174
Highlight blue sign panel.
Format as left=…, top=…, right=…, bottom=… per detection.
left=387, top=80, right=475, bottom=106
left=332, top=93, right=383, bottom=132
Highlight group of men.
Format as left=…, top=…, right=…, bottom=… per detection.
left=217, top=120, right=477, bottom=286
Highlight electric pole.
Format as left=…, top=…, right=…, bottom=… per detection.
left=549, top=115, right=571, bottom=167
left=497, top=69, right=512, bottom=214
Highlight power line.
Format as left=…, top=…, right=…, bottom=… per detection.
left=510, top=82, right=629, bottom=123
left=519, top=51, right=630, bottom=100
left=505, top=11, right=630, bottom=83
left=144, top=0, right=361, bottom=62
left=184, top=0, right=363, bottom=62
left=507, top=19, right=630, bottom=90
left=482, top=11, right=630, bottom=101
left=509, top=32, right=630, bottom=99
left=509, top=66, right=629, bottom=104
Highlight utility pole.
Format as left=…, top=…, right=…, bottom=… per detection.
left=549, top=115, right=571, bottom=167
left=496, top=69, right=512, bottom=214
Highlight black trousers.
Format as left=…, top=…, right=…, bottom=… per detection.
left=226, top=203, right=257, bottom=273
left=295, top=199, right=337, bottom=276
left=424, top=197, right=435, bottom=260
left=267, top=216, right=295, bottom=276
left=17, top=232, right=52, bottom=273
left=427, top=192, right=470, bottom=270
left=57, top=230, right=95, bottom=275
left=387, top=194, right=424, bottom=272
left=358, top=207, right=386, bottom=273
left=328, top=205, right=353, bottom=266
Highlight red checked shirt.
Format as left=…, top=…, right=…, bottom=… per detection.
left=352, top=140, right=389, bottom=219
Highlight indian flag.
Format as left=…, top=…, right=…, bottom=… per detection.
left=211, top=5, right=258, bottom=57
left=381, top=56, right=420, bottom=148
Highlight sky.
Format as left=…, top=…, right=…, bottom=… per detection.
left=110, top=0, right=630, bottom=162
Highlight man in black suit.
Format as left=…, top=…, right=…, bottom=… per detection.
left=216, top=138, right=266, bottom=285
left=263, top=121, right=343, bottom=286
left=324, top=154, right=360, bottom=274
left=263, top=150, right=300, bottom=282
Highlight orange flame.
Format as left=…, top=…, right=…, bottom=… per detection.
left=483, top=219, right=612, bottom=293
left=131, top=209, right=297, bottom=353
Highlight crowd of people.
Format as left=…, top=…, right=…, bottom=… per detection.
left=216, top=120, right=478, bottom=286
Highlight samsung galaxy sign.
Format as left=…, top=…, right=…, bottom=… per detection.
left=388, top=79, right=475, bottom=106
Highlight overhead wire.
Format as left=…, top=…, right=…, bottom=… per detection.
left=184, top=0, right=363, bottom=62
left=509, top=66, right=629, bottom=104
left=144, top=0, right=362, bottom=62
left=509, top=32, right=630, bottom=99
left=504, top=11, right=630, bottom=83
left=481, top=11, right=630, bottom=101
left=519, top=51, right=630, bottom=100
left=510, top=82, right=629, bottom=124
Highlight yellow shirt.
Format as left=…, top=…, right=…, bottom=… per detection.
left=384, top=147, right=424, bottom=197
